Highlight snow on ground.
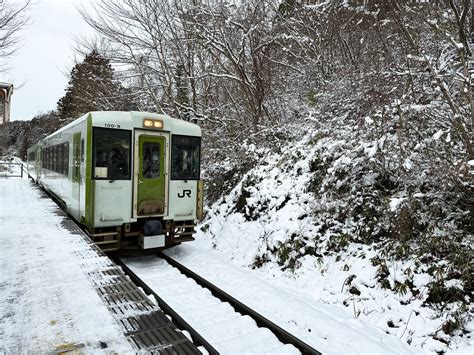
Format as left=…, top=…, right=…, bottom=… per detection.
left=1, top=149, right=470, bottom=354
left=194, top=133, right=472, bottom=354
left=125, top=255, right=301, bottom=354
left=0, top=178, right=133, bottom=353
left=158, top=242, right=417, bottom=354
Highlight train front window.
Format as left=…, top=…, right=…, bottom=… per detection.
left=171, top=135, right=201, bottom=180
left=92, top=127, right=131, bottom=180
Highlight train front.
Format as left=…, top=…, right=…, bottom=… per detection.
left=90, top=111, right=203, bottom=251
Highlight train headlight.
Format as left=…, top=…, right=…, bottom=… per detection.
left=143, top=119, right=163, bottom=129
left=143, top=119, right=154, bottom=127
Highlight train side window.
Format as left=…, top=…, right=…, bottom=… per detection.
left=48, top=147, right=52, bottom=171
left=54, top=145, right=58, bottom=173
left=143, top=142, right=160, bottom=179
left=58, top=144, right=63, bottom=174
left=92, top=127, right=131, bottom=180
left=28, top=151, right=35, bottom=163
left=63, top=142, right=69, bottom=176
left=80, top=139, right=84, bottom=161
left=171, top=135, right=201, bottom=180
left=73, top=133, right=81, bottom=181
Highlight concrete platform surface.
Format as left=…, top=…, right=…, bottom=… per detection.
left=0, top=178, right=134, bottom=353
left=0, top=178, right=200, bottom=354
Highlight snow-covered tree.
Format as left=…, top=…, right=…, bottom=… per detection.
left=79, top=1, right=196, bottom=119
left=0, top=0, right=29, bottom=70
left=57, top=50, right=133, bottom=121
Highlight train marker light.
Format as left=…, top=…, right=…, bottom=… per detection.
left=143, top=119, right=163, bottom=129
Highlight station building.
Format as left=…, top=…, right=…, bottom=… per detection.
left=0, top=82, right=13, bottom=125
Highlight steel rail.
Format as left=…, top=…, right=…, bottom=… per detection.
left=158, top=252, right=322, bottom=355
left=113, top=256, right=219, bottom=355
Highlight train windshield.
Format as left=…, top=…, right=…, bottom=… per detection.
left=92, top=127, right=131, bottom=180
left=171, top=135, right=201, bottom=180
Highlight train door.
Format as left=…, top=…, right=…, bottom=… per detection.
left=133, top=131, right=168, bottom=217
left=72, top=132, right=81, bottom=217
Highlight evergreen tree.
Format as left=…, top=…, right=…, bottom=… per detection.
left=57, top=50, right=133, bottom=120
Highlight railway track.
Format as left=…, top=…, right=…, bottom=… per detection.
left=116, top=253, right=321, bottom=355
left=17, top=161, right=321, bottom=353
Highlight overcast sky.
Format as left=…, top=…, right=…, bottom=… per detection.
left=7, top=0, right=95, bottom=121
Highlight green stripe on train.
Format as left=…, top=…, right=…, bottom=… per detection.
left=85, top=114, right=94, bottom=227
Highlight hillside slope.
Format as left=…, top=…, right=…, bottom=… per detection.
left=199, top=118, right=473, bottom=354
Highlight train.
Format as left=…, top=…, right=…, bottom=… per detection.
left=27, top=111, right=203, bottom=252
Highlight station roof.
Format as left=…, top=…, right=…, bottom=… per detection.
left=0, top=82, right=13, bottom=89
left=0, top=82, right=13, bottom=97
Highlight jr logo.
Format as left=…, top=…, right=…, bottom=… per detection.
left=178, top=189, right=192, bottom=198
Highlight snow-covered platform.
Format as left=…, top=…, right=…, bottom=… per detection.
left=0, top=178, right=198, bottom=353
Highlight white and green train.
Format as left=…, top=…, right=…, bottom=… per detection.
left=27, top=111, right=203, bottom=252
